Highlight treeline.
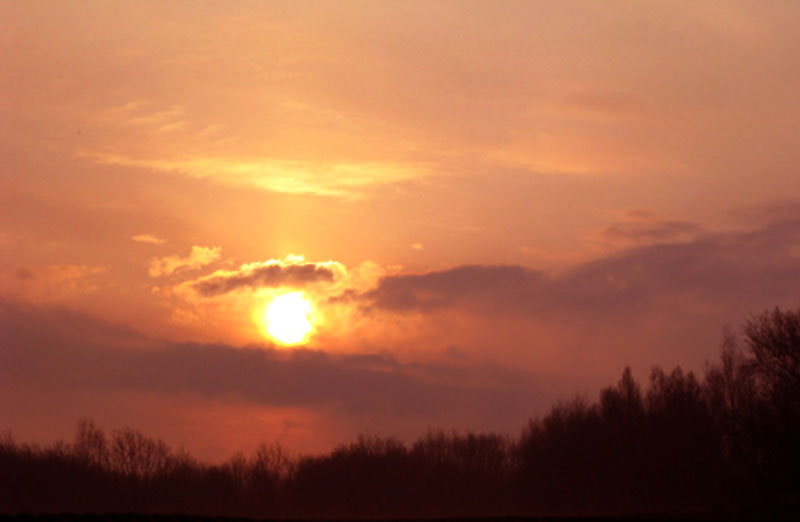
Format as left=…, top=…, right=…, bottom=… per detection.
left=2, top=308, right=800, bottom=518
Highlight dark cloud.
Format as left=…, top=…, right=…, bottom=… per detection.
left=192, top=262, right=336, bottom=297
left=0, top=299, right=544, bottom=422
left=597, top=211, right=705, bottom=246
left=353, top=211, right=800, bottom=378
left=14, top=268, right=34, bottom=280
left=365, top=211, right=800, bottom=318
left=367, top=265, right=546, bottom=312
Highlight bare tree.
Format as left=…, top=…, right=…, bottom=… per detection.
left=73, top=418, right=109, bottom=468
left=745, top=307, right=800, bottom=391
left=109, top=427, right=171, bottom=479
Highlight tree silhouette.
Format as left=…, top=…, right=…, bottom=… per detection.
left=745, top=307, right=800, bottom=390
left=3, top=310, right=800, bottom=517
left=743, top=307, right=800, bottom=506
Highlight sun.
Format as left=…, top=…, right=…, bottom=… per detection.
left=262, top=291, right=314, bottom=345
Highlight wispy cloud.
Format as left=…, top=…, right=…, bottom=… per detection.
left=593, top=210, right=705, bottom=248
left=0, top=264, right=107, bottom=302
left=86, top=152, right=429, bottom=199
left=132, top=233, right=167, bottom=245
left=149, top=246, right=221, bottom=278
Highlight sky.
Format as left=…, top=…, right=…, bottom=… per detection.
left=2, top=1, right=800, bottom=462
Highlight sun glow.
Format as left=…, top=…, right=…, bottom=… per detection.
left=263, top=292, right=314, bottom=345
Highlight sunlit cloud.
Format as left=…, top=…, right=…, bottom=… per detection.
left=149, top=245, right=221, bottom=278
left=132, top=233, right=167, bottom=245
left=85, top=152, right=430, bottom=199
left=189, top=255, right=344, bottom=297
left=161, top=255, right=394, bottom=348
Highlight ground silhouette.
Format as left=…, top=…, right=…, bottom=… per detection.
left=2, top=308, right=800, bottom=518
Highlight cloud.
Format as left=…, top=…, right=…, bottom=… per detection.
left=189, top=256, right=342, bottom=297
left=366, top=264, right=545, bottom=312
left=14, top=268, right=34, bottom=280
left=149, top=246, right=221, bottom=278
left=0, top=299, right=544, bottom=422
left=364, top=210, right=800, bottom=319
left=594, top=210, right=705, bottom=248
left=341, top=209, right=800, bottom=378
left=132, top=233, right=167, bottom=244
left=0, top=264, right=107, bottom=302
left=87, top=153, right=430, bottom=199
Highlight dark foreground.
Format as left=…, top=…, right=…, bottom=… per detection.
left=2, top=513, right=800, bottom=522
left=3, top=309, right=800, bottom=519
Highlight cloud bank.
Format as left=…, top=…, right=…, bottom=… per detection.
left=365, top=212, right=800, bottom=319
left=0, top=299, right=543, bottom=424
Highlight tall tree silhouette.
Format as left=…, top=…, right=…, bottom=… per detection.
left=743, top=307, right=800, bottom=505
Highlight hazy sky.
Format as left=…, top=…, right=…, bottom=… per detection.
left=2, top=1, right=800, bottom=461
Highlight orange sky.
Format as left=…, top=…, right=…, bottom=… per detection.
left=2, top=1, right=800, bottom=461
